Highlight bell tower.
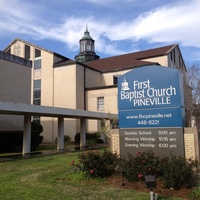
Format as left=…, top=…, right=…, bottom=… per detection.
left=75, top=27, right=100, bottom=63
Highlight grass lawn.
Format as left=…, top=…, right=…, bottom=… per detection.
left=0, top=151, right=185, bottom=200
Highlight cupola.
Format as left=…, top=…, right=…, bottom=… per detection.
left=75, top=27, right=100, bottom=63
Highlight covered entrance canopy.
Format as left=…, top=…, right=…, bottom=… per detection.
left=0, top=101, right=117, bottom=155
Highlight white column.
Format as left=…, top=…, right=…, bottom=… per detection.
left=80, top=118, right=86, bottom=150
left=23, top=114, right=31, bottom=156
left=57, top=117, right=64, bottom=152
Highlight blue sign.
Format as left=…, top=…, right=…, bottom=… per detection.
left=119, top=107, right=185, bottom=128
left=118, top=65, right=185, bottom=158
left=118, top=65, right=184, bottom=110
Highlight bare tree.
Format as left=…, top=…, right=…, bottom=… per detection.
left=185, top=63, right=200, bottom=127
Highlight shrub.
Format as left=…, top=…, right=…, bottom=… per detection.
left=123, top=150, right=160, bottom=183
left=161, top=155, right=198, bottom=190
left=31, top=121, right=43, bottom=134
left=122, top=151, right=198, bottom=189
left=55, top=135, right=71, bottom=144
left=0, top=122, right=43, bottom=152
left=77, top=150, right=119, bottom=178
left=74, top=132, right=99, bottom=144
left=96, top=138, right=104, bottom=144
left=68, top=149, right=199, bottom=191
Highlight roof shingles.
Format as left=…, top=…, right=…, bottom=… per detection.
left=85, top=44, right=176, bottom=72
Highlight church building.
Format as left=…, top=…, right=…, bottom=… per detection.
left=3, top=28, right=186, bottom=143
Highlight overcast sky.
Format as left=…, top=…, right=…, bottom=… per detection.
left=0, top=0, right=200, bottom=64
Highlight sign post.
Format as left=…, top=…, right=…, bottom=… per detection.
left=118, top=65, right=185, bottom=158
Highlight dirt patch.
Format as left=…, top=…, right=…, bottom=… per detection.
left=106, top=176, right=192, bottom=199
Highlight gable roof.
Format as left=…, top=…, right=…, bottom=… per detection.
left=4, top=38, right=178, bottom=73
left=85, top=44, right=176, bottom=72
left=126, top=44, right=176, bottom=60
left=4, top=38, right=70, bottom=60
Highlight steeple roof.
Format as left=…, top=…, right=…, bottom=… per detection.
left=80, top=27, right=94, bottom=41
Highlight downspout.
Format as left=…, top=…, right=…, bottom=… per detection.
left=52, top=61, right=55, bottom=144
left=84, top=66, right=86, bottom=110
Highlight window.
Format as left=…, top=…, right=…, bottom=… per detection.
left=33, top=90, right=41, bottom=100
left=170, top=50, right=176, bottom=63
left=25, top=45, right=30, bottom=59
left=113, top=76, right=118, bottom=85
left=113, top=75, right=122, bottom=85
left=33, top=80, right=41, bottom=122
left=33, top=98, right=41, bottom=105
left=35, top=48, right=41, bottom=58
left=34, top=79, right=41, bottom=89
left=170, top=51, right=173, bottom=61
left=33, top=116, right=40, bottom=124
left=97, top=97, right=104, bottom=111
left=33, top=79, right=41, bottom=105
left=173, top=50, right=176, bottom=63
left=34, top=59, right=41, bottom=69
left=113, top=76, right=119, bottom=85
left=98, top=119, right=105, bottom=132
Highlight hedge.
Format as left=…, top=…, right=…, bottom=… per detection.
left=0, top=122, right=43, bottom=152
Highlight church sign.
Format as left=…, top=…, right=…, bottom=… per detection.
left=119, top=107, right=185, bottom=128
left=118, top=65, right=185, bottom=158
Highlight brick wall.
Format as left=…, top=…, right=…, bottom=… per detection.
left=110, top=129, right=120, bottom=155
left=184, top=127, right=199, bottom=160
